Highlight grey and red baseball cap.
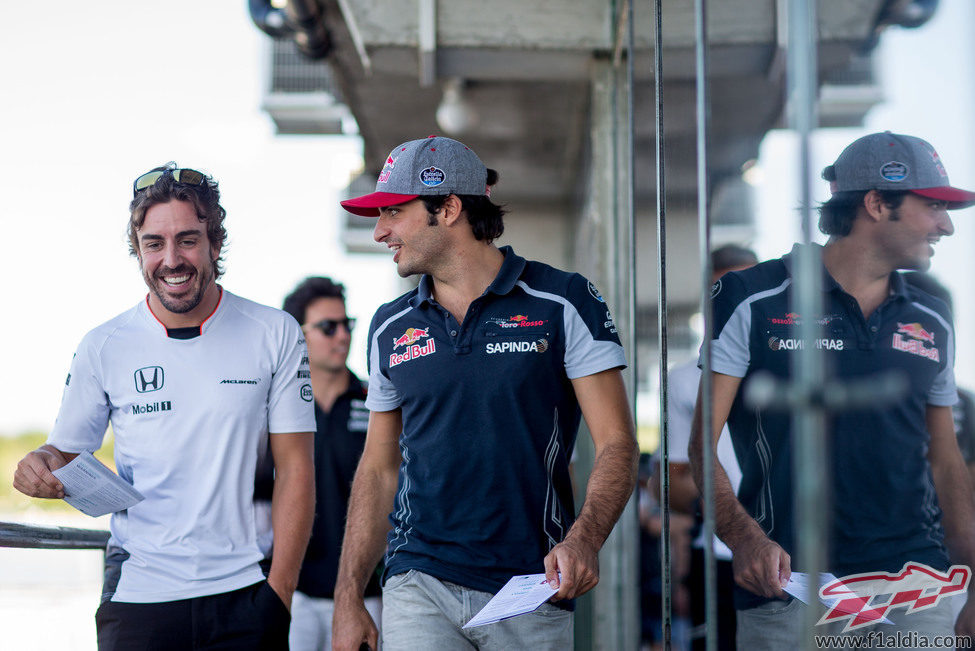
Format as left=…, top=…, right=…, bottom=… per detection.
left=824, top=131, right=975, bottom=209
left=341, top=136, right=488, bottom=217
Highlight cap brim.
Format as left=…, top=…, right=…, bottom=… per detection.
left=340, top=192, right=420, bottom=217
left=912, top=187, right=975, bottom=210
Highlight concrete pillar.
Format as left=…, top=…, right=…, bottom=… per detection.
left=571, top=55, right=640, bottom=651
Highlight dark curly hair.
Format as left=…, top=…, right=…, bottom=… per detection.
left=421, top=168, right=507, bottom=242
left=817, top=190, right=908, bottom=237
left=282, top=276, right=346, bottom=324
left=128, top=163, right=228, bottom=278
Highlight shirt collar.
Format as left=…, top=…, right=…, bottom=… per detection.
left=487, top=246, right=527, bottom=295
left=782, top=243, right=906, bottom=299
left=888, top=269, right=910, bottom=300
left=781, top=243, right=834, bottom=291
left=409, top=246, right=527, bottom=308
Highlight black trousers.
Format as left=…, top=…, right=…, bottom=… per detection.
left=95, top=581, right=290, bottom=651
left=688, top=547, right=738, bottom=651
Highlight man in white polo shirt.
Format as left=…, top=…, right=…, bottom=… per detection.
left=13, top=163, right=316, bottom=650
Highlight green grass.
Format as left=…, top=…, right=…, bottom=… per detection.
left=0, top=430, right=115, bottom=516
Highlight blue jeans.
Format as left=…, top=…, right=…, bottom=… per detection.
left=381, top=570, right=573, bottom=650
left=737, top=596, right=958, bottom=650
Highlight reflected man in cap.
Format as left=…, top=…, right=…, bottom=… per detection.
left=331, top=136, right=639, bottom=650
left=690, top=132, right=975, bottom=647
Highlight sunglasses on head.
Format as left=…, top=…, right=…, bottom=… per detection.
left=133, top=168, right=207, bottom=196
left=307, top=317, right=357, bottom=336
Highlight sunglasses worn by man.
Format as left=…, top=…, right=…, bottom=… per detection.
left=133, top=168, right=208, bottom=196
left=305, top=318, right=356, bottom=337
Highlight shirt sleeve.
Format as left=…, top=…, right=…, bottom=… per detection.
left=267, top=316, right=317, bottom=433
left=666, top=363, right=699, bottom=463
left=364, top=308, right=403, bottom=412
left=926, top=311, right=958, bottom=407
left=561, top=274, right=627, bottom=379
left=46, top=333, right=111, bottom=453
left=706, top=272, right=764, bottom=378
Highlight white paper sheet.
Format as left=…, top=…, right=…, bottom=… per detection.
left=785, top=571, right=893, bottom=624
left=784, top=571, right=837, bottom=605
left=52, top=451, right=144, bottom=517
left=463, top=573, right=558, bottom=628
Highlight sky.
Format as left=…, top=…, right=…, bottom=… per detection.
left=0, top=0, right=398, bottom=435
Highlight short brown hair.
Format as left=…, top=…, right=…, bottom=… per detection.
left=128, top=164, right=228, bottom=277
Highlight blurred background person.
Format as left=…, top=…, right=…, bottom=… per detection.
left=282, top=277, right=382, bottom=651
left=641, top=452, right=693, bottom=651
left=657, top=244, right=758, bottom=650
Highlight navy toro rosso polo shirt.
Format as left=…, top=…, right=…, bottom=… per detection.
left=709, top=244, right=957, bottom=609
left=365, top=246, right=626, bottom=595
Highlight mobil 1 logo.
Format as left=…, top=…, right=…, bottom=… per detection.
left=132, top=400, right=172, bottom=415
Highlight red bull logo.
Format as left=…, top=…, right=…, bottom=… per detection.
left=389, top=338, right=436, bottom=368
left=378, top=155, right=396, bottom=183
left=818, top=563, right=970, bottom=632
left=393, top=327, right=429, bottom=349
left=510, top=315, right=528, bottom=322
left=893, top=322, right=939, bottom=362
left=896, top=322, right=935, bottom=345
left=928, top=148, right=948, bottom=179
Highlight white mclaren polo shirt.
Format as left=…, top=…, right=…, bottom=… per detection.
left=48, top=289, right=315, bottom=603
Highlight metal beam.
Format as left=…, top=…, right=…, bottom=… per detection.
left=418, top=0, right=436, bottom=86
left=330, top=0, right=886, bottom=51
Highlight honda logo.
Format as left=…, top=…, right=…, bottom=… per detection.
left=134, top=366, right=164, bottom=393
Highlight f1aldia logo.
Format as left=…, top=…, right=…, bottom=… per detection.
left=818, top=562, right=970, bottom=632
left=134, top=366, right=164, bottom=393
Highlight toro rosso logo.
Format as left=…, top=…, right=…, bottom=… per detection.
left=486, top=315, right=547, bottom=329
left=507, top=315, right=546, bottom=327
left=892, top=322, right=939, bottom=362
left=818, top=563, right=970, bottom=632
left=769, top=312, right=801, bottom=325
left=390, top=327, right=436, bottom=368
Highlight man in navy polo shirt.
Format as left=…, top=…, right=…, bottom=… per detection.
left=331, top=136, right=639, bottom=651
left=689, top=132, right=975, bottom=647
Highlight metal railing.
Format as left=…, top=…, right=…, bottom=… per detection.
left=0, top=520, right=109, bottom=551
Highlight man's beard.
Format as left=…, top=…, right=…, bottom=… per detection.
left=145, top=262, right=214, bottom=314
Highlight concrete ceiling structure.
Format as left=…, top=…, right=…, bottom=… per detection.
left=255, top=0, right=928, bottom=354
left=313, top=0, right=892, bottom=203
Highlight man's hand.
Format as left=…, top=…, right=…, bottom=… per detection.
left=332, top=595, right=379, bottom=651
left=543, top=535, right=600, bottom=600
left=731, top=531, right=791, bottom=599
left=955, top=593, right=975, bottom=640
left=13, top=446, right=73, bottom=498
